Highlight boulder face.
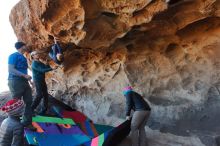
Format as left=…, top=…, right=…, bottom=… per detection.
left=10, top=0, right=220, bottom=145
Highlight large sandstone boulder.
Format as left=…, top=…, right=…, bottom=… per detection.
left=10, top=0, right=220, bottom=145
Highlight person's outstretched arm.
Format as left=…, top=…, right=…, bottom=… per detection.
left=32, top=61, right=52, bottom=73
left=125, top=93, right=132, bottom=117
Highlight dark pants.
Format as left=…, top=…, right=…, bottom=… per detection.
left=32, top=79, right=48, bottom=112
left=131, top=111, right=150, bottom=146
left=8, top=79, right=33, bottom=125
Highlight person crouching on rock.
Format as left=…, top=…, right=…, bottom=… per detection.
left=49, top=37, right=64, bottom=65
left=0, top=99, right=25, bottom=146
left=123, top=86, right=151, bottom=146
left=31, top=51, right=57, bottom=115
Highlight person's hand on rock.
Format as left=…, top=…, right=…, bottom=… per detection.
left=51, top=65, right=58, bottom=70
left=54, top=37, right=60, bottom=44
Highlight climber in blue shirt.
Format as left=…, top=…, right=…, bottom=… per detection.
left=31, top=51, right=57, bottom=114
left=49, top=37, right=64, bottom=65
left=8, top=41, right=34, bottom=129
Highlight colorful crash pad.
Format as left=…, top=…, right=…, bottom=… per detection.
left=91, top=132, right=109, bottom=146
left=81, top=130, right=111, bottom=146
left=32, top=122, right=85, bottom=134
left=24, top=95, right=131, bottom=146
left=62, top=110, right=100, bottom=138
left=78, top=121, right=99, bottom=138
left=32, top=116, right=75, bottom=125
left=25, top=130, right=91, bottom=146
left=63, top=110, right=88, bottom=123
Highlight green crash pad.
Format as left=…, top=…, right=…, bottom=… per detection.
left=32, top=116, right=75, bottom=125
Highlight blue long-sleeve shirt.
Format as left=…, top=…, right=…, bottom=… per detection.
left=31, top=61, right=52, bottom=81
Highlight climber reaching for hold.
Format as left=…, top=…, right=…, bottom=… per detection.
left=31, top=51, right=58, bottom=115
left=49, top=37, right=64, bottom=65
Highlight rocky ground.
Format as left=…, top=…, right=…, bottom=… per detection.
left=120, top=127, right=205, bottom=146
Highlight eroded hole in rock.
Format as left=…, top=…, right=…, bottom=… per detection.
left=106, top=52, right=112, bottom=57
left=59, top=30, right=68, bottom=37
left=101, top=12, right=118, bottom=18
left=165, top=43, right=178, bottom=53
left=48, top=34, right=54, bottom=40
left=168, top=0, right=182, bottom=5
left=126, top=44, right=134, bottom=51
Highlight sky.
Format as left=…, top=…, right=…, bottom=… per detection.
left=0, top=1, right=20, bottom=92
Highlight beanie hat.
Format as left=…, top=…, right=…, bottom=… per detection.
left=123, top=86, right=133, bottom=95
left=0, top=99, right=24, bottom=116
left=15, top=41, right=26, bottom=49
